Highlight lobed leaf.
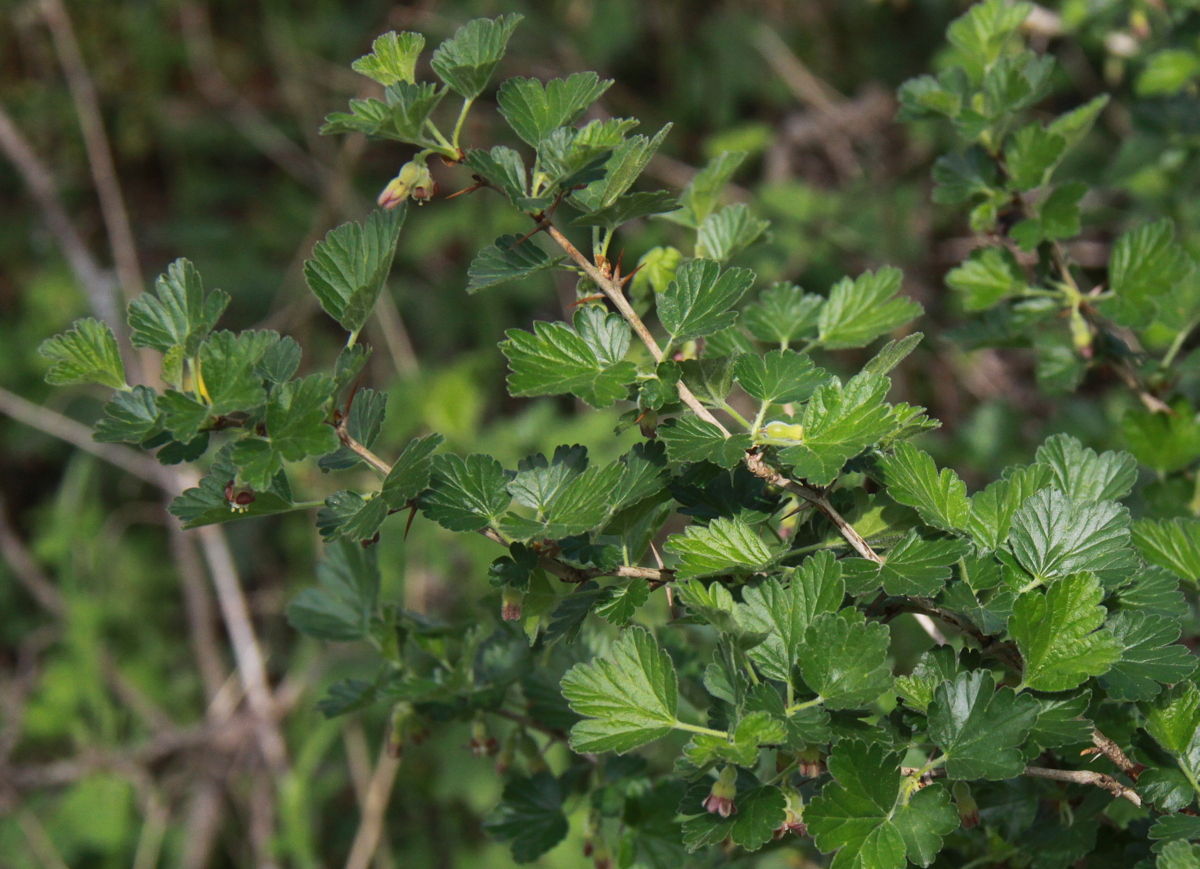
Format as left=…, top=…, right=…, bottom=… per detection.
left=39, top=318, right=127, bottom=389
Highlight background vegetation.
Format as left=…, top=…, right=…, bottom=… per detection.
left=3, top=0, right=1200, bottom=866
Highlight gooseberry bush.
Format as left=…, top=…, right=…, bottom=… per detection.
left=39, top=3, right=1200, bottom=866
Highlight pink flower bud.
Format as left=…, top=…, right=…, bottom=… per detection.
left=773, top=787, right=806, bottom=839
left=704, top=765, right=738, bottom=818
left=378, top=160, right=437, bottom=209
left=953, top=781, right=980, bottom=829
left=501, top=586, right=524, bottom=621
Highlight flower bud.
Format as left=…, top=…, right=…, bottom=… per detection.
left=495, top=728, right=518, bottom=776
left=773, top=787, right=806, bottom=839
left=378, top=160, right=438, bottom=209
left=797, top=746, right=825, bottom=779
left=953, top=781, right=980, bottom=830
left=387, top=701, right=416, bottom=758
left=501, top=586, right=524, bottom=622
left=518, top=730, right=548, bottom=774
left=469, top=717, right=499, bottom=757
left=703, top=765, right=738, bottom=818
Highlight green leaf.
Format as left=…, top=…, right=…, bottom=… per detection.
left=128, top=258, right=230, bottom=355
left=695, top=203, right=770, bottom=263
left=895, top=647, right=961, bottom=714
left=502, top=462, right=622, bottom=540
left=594, top=581, right=650, bottom=626
left=1115, top=565, right=1186, bottom=617
left=466, top=234, right=563, bottom=294
left=1159, top=839, right=1200, bottom=869
left=316, top=490, right=388, bottom=544
left=864, top=334, right=923, bottom=378
left=497, top=72, right=612, bottom=146
left=869, top=531, right=969, bottom=597
left=1133, top=518, right=1200, bottom=583
left=1026, top=689, right=1092, bottom=750
left=666, top=150, right=746, bottom=228
left=482, top=772, right=569, bottom=864
left=304, top=207, right=406, bottom=335
left=319, top=389, right=387, bottom=472
left=257, top=335, right=301, bottom=385
left=1007, top=488, right=1136, bottom=585
left=1047, top=95, right=1109, bottom=156
left=381, top=434, right=445, bottom=508
left=966, top=463, right=1052, bottom=550
left=418, top=453, right=511, bottom=532
left=267, top=374, right=338, bottom=462
left=776, top=373, right=895, bottom=486
left=1143, top=682, right=1200, bottom=811
left=168, top=446, right=297, bottom=528
left=1004, top=123, right=1065, bottom=191
left=39, top=318, right=127, bottom=389
left=429, top=13, right=522, bottom=100
left=932, top=147, right=999, bottom=205
left=352, top=31, right=424, bottom=85
left=734, top=349, right=828, bottom=406
left=1035, top=434, right=1137, bottom=504
left=682, top=711, right=787, bottom=768
left=285, top=540, right=378, bottom=641
left=928, top=671, right=1038, bottom=779
left=657, top=258, right=755, bottom=344
left=946, top=0, right=1033, bottom=74
left=537, top=120, right=635, bottom=194
left=799, top=611, right=892, bottom=709
left=572, top=124, right=672, bottom=212
left=877, top=443, right=971, bottom=534
left=94, top=385, right=161, bottom=444
left=945, top=246, right=1027, bottom=311
left=1123, top=406, right=1200, bottom=476
left=897, top=73, right=963, bottom=121
left=664, top=517, right=775, bottom=580
left=569, top=190, right=677, bottom=230
left=681, top=785, right=787, bottom=853
left=1009, top=572, right=1121, bottom=692
left=1137, top=49, right=1200, bottom=97
left=1099, top=219, right=1191, bottom=329
left=807, top=740, right=957, bottom=869
left=462, top=146, right=527, bottom=203
left=501, top=307, right=637, bottom=408
left=658, top=415, right=752, bottom=469
left=739, top=551, right=845, bottom=682
left=816, top=266, right=922, bottom=349
left=1100, top=611, right=1197, bottom=702
left=561, top=626, right=678, bottom=753
left=741, top=282, right=823, bottom=347
left=1151, top=815, right=1200, bottom=851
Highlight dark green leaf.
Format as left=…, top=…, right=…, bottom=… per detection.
left=870, top=531, right=968, bottom=597
left=816, top=266, right=921, bottom=350
left=664, top=517, right=775, bottom=580
left=319, top=389, right=388, bottom=472
left=741, top=282, right=823, bottom=347
left=466, top=234, right=563, bottom=294
left=1007, top=488, right=1136, bottom=586
left=895, top=647, right=960, bottom=714
left=1100, top=611, right=1197, bottom=702
left=462, top=146, right=527, bottom=203
left=381, top=434, right=445, bottom=508
left=799, top=611, right=892, bottom=709
left=316, top=490, right=388, bottom=544
left=39, top=318, right=127, bottom=389
left=94, top=385, right=161, bottom=444
left=658, top=416, right=752, bottom=469
left=418, top=453, right=511, bottom=532
left=572, top=125, right=672, bottom=212
left=877, top=443, right=971, bottom=533
left=734, top=349, right=828, bottom=405
left=569, top=190, right=677, bottom=230
left=1035, top=434, right=1137, bottom=504
left=128, top=258, right=229, bottom=355
left=304, top=208, right=405, bottom=335
left=681, top=785, right=786, bottom=853
left=928, top=671, right=1038, bottom=779
left=430, top=14, right=522, bottom=99
left=497, top=71, right=612, bottom=146
left=967, top=463, right=1052, bottom=550
left=286, top=540, right=379, bottom=641
left=658, top=258, right=755, bottom=344
left=482, top=772, right=569, bottom=863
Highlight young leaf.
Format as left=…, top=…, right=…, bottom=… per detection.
left=1099, top=611, right=1197, bottom=702
left=665, top=150, right=746, bottom=228
left=128, top=258, right=230, bottom=355
left=928, top=671, right=1038, bottom=779
left=1004, top=123, right=1065, bottom=190
left=466, top=234, right=563, bottom=294
left=319, top=388, right=387, bottom=472
left=501, top=307, right=637, bottom=408
left=806, top=740, right=957, bottom=869
left=738, top=551, right=845, bottom=682
left=945, top=246, right=1027, bottom=311
left=351, top=31, right=424, bottom=85
left=497, top=72, right=612, bottom=146
left=381, top=433, right=445, bottom=508
left=799, top=611, right=892, bottom=709
left=657, top=258, right=755, bottom=344
left=734, top=349, right=828, bottom=406
left=1133, top=518, right=1200, bottom=583
left=776, top=373, right=895, bottom=486
left=664, top=517, right=775, bottom=580
left=482, top=772, right=569, bottom=864
left=1009, top=572, right=1121, bottom=691
left=741, top=282, right=823, bottom=347
left=39, top=318, right=127, bottom=389
left=285, top=540, right=379, bottom=641
left=304, top=207, right=406, bottom=335
left=462, top=146, right=528, bottom=203
left=815, top=267, right=922, bottom=350
left=595, top=581, right=650, bottom=626
left=1099, top=219, right=1192, bottom=328
left=1007, top=488, right=1136, bottom=585
left=560, top=626, right=679, bottom=753
left=876, top=443, right=971, bottom=534
left=317, top=490, right=388, bottom=544
left=1035, top=434, right=1137, bottom=504
left=658, top=416, right=752, bottom=469
left=430, top=13, right=522, bottom=100
left=417, top=453, right=511, bottom=532
left=695, top=203, right=770, bottom=263
left=895, top=647, right=961, bottom=714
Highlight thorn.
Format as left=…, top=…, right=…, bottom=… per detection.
left=446, top=179, right=484, bottom=200
left=570, top=294, right=607, bottom=308
left=404, top=503, right=418, bottom=539
left=509, top=224, right=546, bottom=249
left=344, top=367, right=368, bottom=419
left=633, top=409, right=649, bottom=425
left=649, top=541, right=665, bottom=571
left=620, top=262, right=646, bottom=289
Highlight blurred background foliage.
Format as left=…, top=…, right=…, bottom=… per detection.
left=3, top=0, right=1200, bottom=866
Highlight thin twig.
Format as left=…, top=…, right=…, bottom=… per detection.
left=336, top=425, right=394, bottom=476
left=1022, top=765, right=1141, bottom=807
left=343, top=740, right=402, bottom=869
left=1091, top=729, right=1140, bottom=781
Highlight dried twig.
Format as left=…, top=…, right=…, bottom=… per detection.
left=1022, top=765, right=1141, bottom=807
left=1091, top=729, right=1140, bottom=781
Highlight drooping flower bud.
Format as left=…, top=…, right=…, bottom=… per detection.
left=387, top=701, right=416, bottom=758
left=518, top=730, right=548, bottom=774
left=773, top=786, right=806, bottom=839
left=703, top=765, right=738, bottom=818
left=469, top=716, right=499, bottom=757
left=378, top=159, right=438, bottom=209
left=501, top=586, right=524, bottom=622
left=797, top=746, right=825, bottom=779
left=953, top=781, right=980, bottom=829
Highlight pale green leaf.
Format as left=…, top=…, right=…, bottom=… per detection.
left=39, top=318, right=127, bottom=389
left=816, top=266, right=922, bottom=350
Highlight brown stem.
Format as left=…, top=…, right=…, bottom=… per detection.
left=336, top=424, right=393, bottom=476
left=1091, top=729, right=1140, bottom=781
left=1022, top=765, right=1141, bottom=807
